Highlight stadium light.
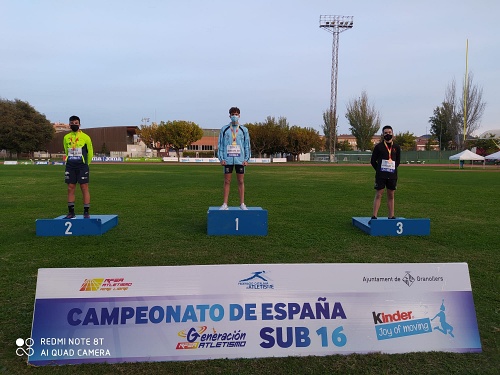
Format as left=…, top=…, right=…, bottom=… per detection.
left=319, top=15, right=354, bottom=162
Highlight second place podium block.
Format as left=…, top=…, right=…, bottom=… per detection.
left=207, top=207, right=268, bottom=236
left=36, top=215, right=118, bottom=236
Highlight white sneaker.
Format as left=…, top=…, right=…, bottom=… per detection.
left=240, top=203, right=248, bottom=210
left=219, top=203, right=228, bottom=210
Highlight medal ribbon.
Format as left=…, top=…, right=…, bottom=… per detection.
left=384, top=141, right=393, bottom=161
left=230, top=125, right=239, bottom=145
left=70, top=131, right=80, bottom=150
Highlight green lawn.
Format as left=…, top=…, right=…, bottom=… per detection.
left=0, top=164, right=498, bottom=374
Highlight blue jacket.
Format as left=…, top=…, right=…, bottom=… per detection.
left=217, top=123, right=251, bottom=165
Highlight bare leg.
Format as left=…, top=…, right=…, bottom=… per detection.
left=80, top=184, right=90, bottom=205
left=67, top=183, right=76, bottom=202
left=223, top=174, right=232, bottom=204
left=387, top=189, right=395, bottom=218
left=372, top=189, right=384, bottom=217
left=237, top=174, right=245, bottom=205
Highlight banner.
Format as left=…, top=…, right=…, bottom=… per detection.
left=28, top=263, right=481, bottom=366
left=92, top=157, right=123, bottom=162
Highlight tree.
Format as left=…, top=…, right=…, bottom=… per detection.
left=0, top=98, right=54, bottom=156
left=337, top=139, right=353, bottom=151
left=246, top=116, right=288, bottom=158
left=345, top=91, right=381, bottom=151
left=459, top=72, right=486, bottom=147
left=155, top=123, right=171, bottom=155
left=286, top=126, right=322, bottom=161
left=434, top=74, right=486, bottom=150
left=467, top=133, right=499, bottom=156
left=322, top=109, right=338, bottom=157
left=245, top=122, right=266, bottom=158
left=137, top=122, right=162, bottom=155
left=100, top=143, right=109, bottom=155
left=424, top=136, right=438, bottom=151
left=161, top=120, right=203, bottom=159
left=394, top=131, right=417, bottom=151
left=429, top=101, right=457, bottom=151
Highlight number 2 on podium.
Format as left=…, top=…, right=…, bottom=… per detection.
left=64, top=221, right=73, bottom=235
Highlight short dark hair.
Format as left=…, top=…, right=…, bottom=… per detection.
left=382, top=125, right=392, bottom=133
left=69, top=115, right=80, bottom=123
left=229, top=107, right=240, bottom=115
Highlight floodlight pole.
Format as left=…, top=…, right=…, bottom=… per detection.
left=319, top=15, right=353, bottom=162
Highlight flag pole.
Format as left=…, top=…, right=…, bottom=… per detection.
left=463, top=39, right=468, bottom=144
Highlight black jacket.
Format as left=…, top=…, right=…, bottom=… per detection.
left=371, top=141, right=401, bottom=179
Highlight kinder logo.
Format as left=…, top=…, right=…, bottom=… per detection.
left=79, top=278, right=132, bottom=291
left=372, top=309, right=413, bottom=325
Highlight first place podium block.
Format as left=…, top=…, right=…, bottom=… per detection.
left=36, top=215, right=118, bottom=237
left=207, top=207, right=268, bottom=236
left=352, top=217, right=430, bottom=236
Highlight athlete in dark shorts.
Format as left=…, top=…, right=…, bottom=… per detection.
left=63, top=115, right=94, bottom=219
left=370, top=125, right=401, bottom=222
left=217, top=107, right=251, bottom=210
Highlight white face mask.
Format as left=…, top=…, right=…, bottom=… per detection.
left=230, top=115, right=239, bottom=123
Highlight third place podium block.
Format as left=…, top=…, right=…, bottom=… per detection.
left=352, top=217, right=430, bottom=236
left=207, top=207, right=268, bottom=236
left=36, top=215, right=118, bottom=237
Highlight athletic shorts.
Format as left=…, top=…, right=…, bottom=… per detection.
left=374, top=177, right=397, bottom=190
left=224, top=164, right=245, bottom=174
left=65, top=164, right=90, bottom=184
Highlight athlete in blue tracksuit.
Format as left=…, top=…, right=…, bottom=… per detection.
left=217, top=107, right=251, bottom=210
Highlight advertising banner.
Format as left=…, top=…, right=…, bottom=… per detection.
left=92, top=157, right=124, bottom=162
left=28, top=263, right=481, bottom=366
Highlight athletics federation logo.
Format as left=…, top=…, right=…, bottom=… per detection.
left=238, top=271, right=274, bottom=290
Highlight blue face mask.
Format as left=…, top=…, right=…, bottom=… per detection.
left=230, top=115, right=239, bottom=123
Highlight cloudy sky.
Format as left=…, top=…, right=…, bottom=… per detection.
left=1, top=0, right=499, bottom=136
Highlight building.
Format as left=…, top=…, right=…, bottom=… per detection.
left=185, top=129, right=219, bottom=155
left=415, top=134, right=439, bottom=151
left=45, top=126, right=141, bottom=156
left=46, top=124, right=221, bottom=158
left=336, top=134, right=381, bottom=150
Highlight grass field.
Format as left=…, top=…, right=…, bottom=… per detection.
left=0, top=163, right=498, bottom=374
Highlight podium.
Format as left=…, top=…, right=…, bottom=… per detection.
left=207, top=207, right=268, bottom=236
left=36, top=215, right=118, bottom=236
left=352, top=217, right=430, bottom=236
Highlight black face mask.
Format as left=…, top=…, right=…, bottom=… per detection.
left=384, top=134, right=393, bottom=141
left=70, top=125, right=80, bottom=132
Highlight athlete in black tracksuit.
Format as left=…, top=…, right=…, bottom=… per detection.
left=370, top=126, right=400, bottom=220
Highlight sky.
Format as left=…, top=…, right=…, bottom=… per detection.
left=1, top=0, right=499, bottom=136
